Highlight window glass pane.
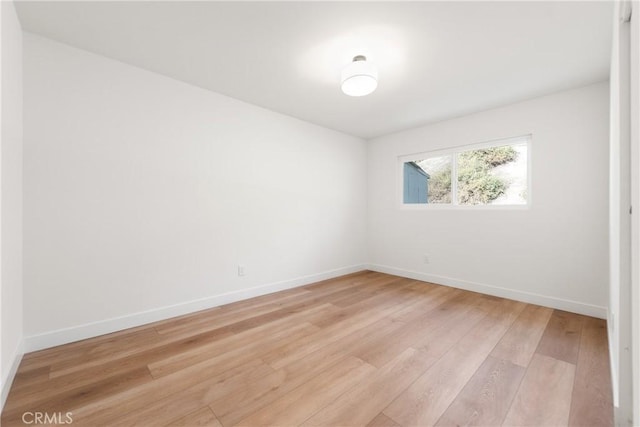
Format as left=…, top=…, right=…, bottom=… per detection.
left=456, top=143, right=528, bottom=205
left=403, top=155, right=452, bottom=204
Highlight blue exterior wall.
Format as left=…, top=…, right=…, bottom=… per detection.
left=403, top=162, right=429, bottom=204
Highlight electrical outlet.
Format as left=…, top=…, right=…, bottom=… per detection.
left=423, top=254, right=430, bottom=264
left=238, top=265, right=245, bottom=276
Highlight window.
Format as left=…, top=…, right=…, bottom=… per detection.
left=400, top=135, right=530, bottom=207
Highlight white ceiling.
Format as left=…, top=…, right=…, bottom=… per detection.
left=15, top=1, right=612, bottom=139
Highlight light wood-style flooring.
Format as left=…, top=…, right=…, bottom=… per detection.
left=2, top=271, right=613, bottom=426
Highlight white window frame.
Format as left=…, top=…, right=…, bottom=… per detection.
left=398, top=134, right=532, bottom=210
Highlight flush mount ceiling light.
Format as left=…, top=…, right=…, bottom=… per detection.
left=341, top=55, right=378, bottom=97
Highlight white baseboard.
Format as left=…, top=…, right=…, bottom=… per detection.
left=22, top=263, right=606, bottom=353
left=1, top=339, right=24, bottom=412
left=367, top=264, right=607, bottom=319
left=24, top=264, right=367, bottom=353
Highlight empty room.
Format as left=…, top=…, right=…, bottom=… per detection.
left=1, top=0, right=639, bottom=426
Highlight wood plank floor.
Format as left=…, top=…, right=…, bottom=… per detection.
left=1, top=271, right=613, bottom=426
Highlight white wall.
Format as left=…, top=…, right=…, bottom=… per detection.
left=367, top=82, right=609, bottom=318
left=0, top=0, right=23, bottom=410
left=610, top=1, right=635, bottom=425
left=22, top=33, right=366, bottom=350
left=631, top=1, right=640, bottom=422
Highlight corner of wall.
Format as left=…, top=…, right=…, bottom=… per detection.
left=0, top=0, right=25, bottom=413
left=608, top=308, right=620, bottom=408
left=0, top=339, right=24, bottom=412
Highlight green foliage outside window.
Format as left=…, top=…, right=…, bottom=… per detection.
left=427, top=146, right=518, bottom=204
left=427, top=165, right=452, bottom=203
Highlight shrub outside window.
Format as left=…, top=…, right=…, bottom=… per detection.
left=400, top=135, right=530, bottom=207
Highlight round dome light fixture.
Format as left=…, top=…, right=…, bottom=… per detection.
left=341, top=55, right=378, bottom=97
